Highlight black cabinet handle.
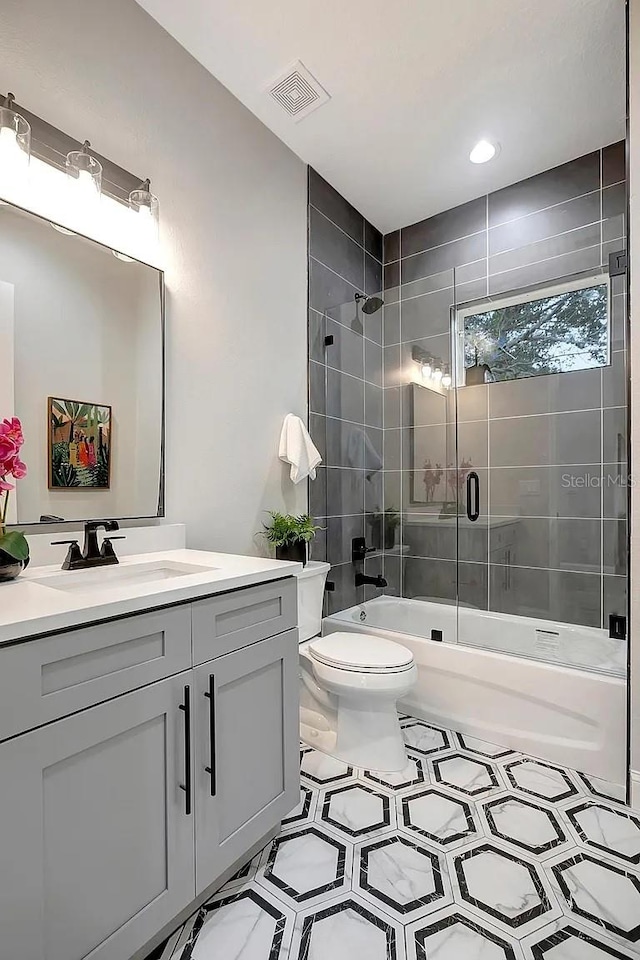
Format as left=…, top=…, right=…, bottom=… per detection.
left=178, top=685, right=192, bottom=815
left=204, top=674, right=217, bottom=797
left=466, top=471, right=480, bottom=522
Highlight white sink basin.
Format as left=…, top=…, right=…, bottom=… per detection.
left=33, top=560, right=217, bottom=596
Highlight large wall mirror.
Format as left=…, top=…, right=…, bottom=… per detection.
left=0, top=201, right=164, bottom=525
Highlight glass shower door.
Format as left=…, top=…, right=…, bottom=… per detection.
left=452, top=261, right=628, bottom=676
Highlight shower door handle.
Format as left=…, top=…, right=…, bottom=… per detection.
left=466, top=471, right=480, bottom=522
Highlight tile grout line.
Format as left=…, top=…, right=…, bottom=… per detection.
left=385, top=176, right=625, bottom=266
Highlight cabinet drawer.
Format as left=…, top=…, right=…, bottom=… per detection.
left=192, top=578, right=297, bottom=665
left=0, top=606, right=192, bottom=742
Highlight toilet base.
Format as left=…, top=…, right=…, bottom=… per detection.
left=333, top=699, right=409, bottom=771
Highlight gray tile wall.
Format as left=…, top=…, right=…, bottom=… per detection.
left=307, top=168, right=384, bottom=614
left=382, top=142, right=628, bottom=630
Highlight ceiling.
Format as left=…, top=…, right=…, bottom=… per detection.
left=135, top=0, right=626, bottom=234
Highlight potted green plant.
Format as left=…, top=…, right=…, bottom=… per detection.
left=369, top=508, right=400, bottom=550
left=0, top=417, right=29, bottom=582
left=261, top=512, right=322, bottom=566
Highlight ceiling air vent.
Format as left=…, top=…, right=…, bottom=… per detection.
left=267, top=60, right=330, bottom=122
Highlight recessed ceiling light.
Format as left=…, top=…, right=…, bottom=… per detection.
left=469, top=140, right=499, bottom=164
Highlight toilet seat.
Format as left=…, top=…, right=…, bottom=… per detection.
left=308, top=632, right=414, bottom=674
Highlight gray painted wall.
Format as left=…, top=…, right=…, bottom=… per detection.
left=0, top=0, right=308, bottom=555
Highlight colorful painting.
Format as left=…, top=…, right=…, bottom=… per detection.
left=48, top=397, right=111, bottom=489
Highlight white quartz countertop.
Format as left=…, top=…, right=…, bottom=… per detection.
left=0, top=549, right=302, bottom=646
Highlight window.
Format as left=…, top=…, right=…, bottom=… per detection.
left=456, top=274, right=610, bottom=384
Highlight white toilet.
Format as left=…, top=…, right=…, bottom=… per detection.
left=295, top=561, right=417, bottom=772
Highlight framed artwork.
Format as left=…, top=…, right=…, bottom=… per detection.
left=48, top=397, right=112, bottom=489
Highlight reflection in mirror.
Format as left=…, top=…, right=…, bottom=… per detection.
left=0, top=202, right=164, bottom=525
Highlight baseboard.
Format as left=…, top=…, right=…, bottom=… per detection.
left=631, top=770, right=640, bottom=811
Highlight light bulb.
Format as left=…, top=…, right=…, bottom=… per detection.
left=442, top=374, right=452, bottom=389
left=433, top=368, right=443, bottom=383
left=421, top=363, right=432, bottom=381
left=0, top=124, right=29, bottom=182
left=469, top=140, right=499, bottom=164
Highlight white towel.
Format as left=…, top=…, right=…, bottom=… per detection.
left=279, top=414, right=322, bottom=484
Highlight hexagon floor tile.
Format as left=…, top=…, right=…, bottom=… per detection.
left=521, top=918, right=640, bottom=958
left=405, top=906, right=524, bottom=960
left=290, top=892, right=407, bottom=960
left=398, top=786, right=479, bottom=848
left=504, top=759, right=581, bottom=804
left=354, top=833, right=452, bottom=918
left=563, top=802, right=640, bottom=865
left=456, top=733, right=518, bottom=761
left=300, top=747, right=355, bottom=786
left=401, top=719, right=452, bottom=756
left=359, top=753, right=427, bottom=793
left=256, top=826, right=350, bottom=906
left=157, top=713, right=635, bottom=960
left=548, top=851, right=640, bottom=945
left=433, top=752, right=502, bottom=797
left=482, top=794, right=569, bottom=858
left=451, top=840, right=561, bottom=936
left=320, top=783, right=395, bottom=839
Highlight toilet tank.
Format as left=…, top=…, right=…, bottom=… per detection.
left=294, top=561, right=331, bottom=642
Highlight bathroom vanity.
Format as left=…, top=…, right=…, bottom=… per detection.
left=0, top=550, right=300, bottom=960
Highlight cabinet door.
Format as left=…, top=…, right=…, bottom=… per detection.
left=0, top=674, right=195, bottom=960
left=194, top=630, right=299, bottom=893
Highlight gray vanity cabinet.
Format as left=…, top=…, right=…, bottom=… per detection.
left=0, top=576, right=299, bottom=960
left=193, top=629, right=299, bottom=892
left=0, top=672, right=195, bottom=960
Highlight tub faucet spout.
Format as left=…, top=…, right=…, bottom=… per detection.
left=355, top=572, right=387, bottom=588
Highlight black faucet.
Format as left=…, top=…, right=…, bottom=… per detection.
left=52, top=520, right=125, bottom=571
left=355, top=572, right=387, bottom=589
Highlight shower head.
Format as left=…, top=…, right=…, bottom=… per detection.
left=355, top=293, right=384, bottom=315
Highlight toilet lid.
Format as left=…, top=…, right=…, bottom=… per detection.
left=308, top=632, right=414, bottom=672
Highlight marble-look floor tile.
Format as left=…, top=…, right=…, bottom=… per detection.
left=451, top=840, right=561, bottom=937
left=456, top=733, right=518, bottom=761
left=405, top=906, right=525, bottom=960
left=521, top=918, right=640, bottom=958
left=320, top=783, right=395, bottom=839
left=177, top=883, right=295, bottom=960
left=401, top=720, right=452, bottom=756
left=398, top=787, right=479, bottom=849
left=300, top=748, right=356, bottom=787
left=504, top=760, right=581, bottom=804
left=289, top=892, right=406, bottom=960
left=256, top=827, right=350, bottom=907
left=482, top=795, right=569, bottom=858
left=281, top=786, right=319, bottom=832
left=563, top=802, right=640, bottom=865
left=355, top=834, right=452, bottom=919
left=157, top=712, right=637, bottom=960
left=576, top=773, right=628, bottom=808
left=433, top=753, right=503, bottom=797
left=359, top=754, right=428, bottom=793
left=547, top=851, right=640, bottom=945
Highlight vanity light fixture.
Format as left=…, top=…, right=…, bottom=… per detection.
left=469, top=139, right=499, bottom=164
left=66, top=140, right=102, bottom=203
left=129, top=178, right=159, bottom=244
left=0, top=93, right=31, bottom=186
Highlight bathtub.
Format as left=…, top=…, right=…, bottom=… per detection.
left=323, top=595, right=627, bottom=785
